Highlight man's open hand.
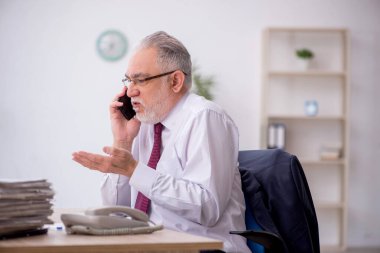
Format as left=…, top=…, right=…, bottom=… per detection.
left=72, top=146, right=138, bottom=177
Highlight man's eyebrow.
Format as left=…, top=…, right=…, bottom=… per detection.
left=125, top=72, right=149, bottom=79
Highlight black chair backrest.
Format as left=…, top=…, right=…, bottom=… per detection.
left=238, top=149, right=320, bottom=253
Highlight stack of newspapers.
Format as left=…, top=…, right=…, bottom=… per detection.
left=0, top=179, right=54, bottom=238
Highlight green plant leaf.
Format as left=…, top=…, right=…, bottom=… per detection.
left=296, top=48, right=314, bottom=59
left=192, top=64, right=215, bottom=100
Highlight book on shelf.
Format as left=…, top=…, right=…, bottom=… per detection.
left=320, top=143, right=342, bottom=160
left=267, top=123, right=286, bottom=149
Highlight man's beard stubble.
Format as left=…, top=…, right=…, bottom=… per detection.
left=132, top=80, right=172, bottom=124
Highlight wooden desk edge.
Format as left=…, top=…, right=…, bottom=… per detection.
left=1, top=242, right=223, bottom=253
left=0, top=229, right=223, bottom=253
left=0, top=208, right=223, bottom=253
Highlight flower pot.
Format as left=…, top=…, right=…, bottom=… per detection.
left=296, top=58, right=312, bottom=71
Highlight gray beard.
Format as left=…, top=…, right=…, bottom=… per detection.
left=134, top=81, right=172, bottom=124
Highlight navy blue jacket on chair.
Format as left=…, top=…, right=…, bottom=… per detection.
left=238, top=149, right=320, bottom=253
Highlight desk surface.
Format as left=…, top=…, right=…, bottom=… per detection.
left=0, top=228, right=222, bottom=253
left=0, top=209, right=223, bottom=253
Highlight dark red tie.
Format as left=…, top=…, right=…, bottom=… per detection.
left=134, top=123, right=163, bottom=213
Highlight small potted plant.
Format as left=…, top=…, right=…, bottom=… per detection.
left=192, top=64, right=215, bottom=100
left=295, top=48, right=314, bottom=70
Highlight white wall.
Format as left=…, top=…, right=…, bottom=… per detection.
left=0, top=0, right=379, bottom=247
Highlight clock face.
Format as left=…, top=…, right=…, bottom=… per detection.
left=96, top=30, right=128, bottom=62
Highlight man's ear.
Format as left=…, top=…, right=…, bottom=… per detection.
left=170, top=71, right=186, bottom=93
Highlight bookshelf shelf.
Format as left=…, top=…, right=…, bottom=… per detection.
left=321, top=245, right=346, bottom=253
left=300, top=159, right=345, bottom=166
left=268, top=115, right=345, bottom=121
left=268, top=70, right=346, bottom=77
left=317, top=201, right=345, bottom=209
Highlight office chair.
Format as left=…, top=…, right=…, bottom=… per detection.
left=230, top=149, right=320, bottom=253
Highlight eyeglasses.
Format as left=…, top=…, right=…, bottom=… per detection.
left=122, top=70, right=187, bottom=88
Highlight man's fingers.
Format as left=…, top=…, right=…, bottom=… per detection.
left=72, top=147, right=135, bottom=177
left=111, top=100, right=123, bottom=107
left=73, top=151, right=103, bottom=164
left=111, top=86, right=127, bottom=103
left=72, top=155, right=99, bottom=171
left=103, top=146, right=128, bottom=158
left=72, top=151, right=111, bottom=172
left=110, top=87, right=127, bottom=111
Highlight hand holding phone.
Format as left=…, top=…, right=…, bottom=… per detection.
left=118, top=92, right=136, bottom=120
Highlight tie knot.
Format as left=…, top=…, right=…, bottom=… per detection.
left=154, top=123, right=163, bottom=135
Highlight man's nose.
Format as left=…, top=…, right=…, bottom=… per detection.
left=126, top=85, right=139, bottom=97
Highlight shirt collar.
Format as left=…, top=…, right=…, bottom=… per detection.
left=160, top=91, right=190, bottom=132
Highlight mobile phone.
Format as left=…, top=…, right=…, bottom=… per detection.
left=118, top=92, right=136, bottom=120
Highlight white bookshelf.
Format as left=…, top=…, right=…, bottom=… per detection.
left=261, top=27, right=350, bottom=252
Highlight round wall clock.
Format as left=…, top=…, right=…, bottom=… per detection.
left=96, top=30, right=128, bottom=62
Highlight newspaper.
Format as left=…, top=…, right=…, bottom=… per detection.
left=0, top=179, right=55, bottom=236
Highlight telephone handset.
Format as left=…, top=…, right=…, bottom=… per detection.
left=61, top=206, right=163, bottom=235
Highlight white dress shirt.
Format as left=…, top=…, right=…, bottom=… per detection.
left=101, top=92, right=250, bottom=253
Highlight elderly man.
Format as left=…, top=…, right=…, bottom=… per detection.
left=72, top=31, right=250, bottom=253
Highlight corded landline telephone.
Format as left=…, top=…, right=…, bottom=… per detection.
left=61, top=206, right=163, bottom=235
